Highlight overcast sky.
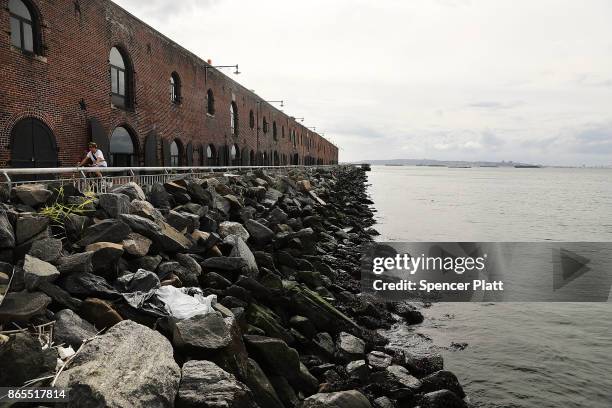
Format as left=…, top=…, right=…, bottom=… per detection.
left=114, top=0, right=612, bottom=166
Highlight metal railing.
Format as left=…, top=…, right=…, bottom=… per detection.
left=0, top=165, right=338, bottom=194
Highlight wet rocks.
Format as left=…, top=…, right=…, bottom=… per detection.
left=57, top=320, right=180, bottom=408
left=336, top=331, right=366, bottom=362
left=419, top=370, right=465, bottom=398
left=418, top=390, right=467, bottom=408
left=177, top=360, right=255, bottom=408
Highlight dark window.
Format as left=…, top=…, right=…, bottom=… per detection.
left=110, top=126, right=135, bottom=166
left=110, top=47, right=129, bottom=109
left=9, top=0, right=37, bottom=53
left=282, top=126, right=285, bottom=139
left=170, top=140, right=181, bottom=167
left=273, top=122, right=278, bottom=141
left=170, top=72, right=181, bottom=104
left=263, top=117, right=268, bottom=134
left=207, top=89, right=215, bottom=115
left=230, top=102, right=238, bottom=135
left=249, top=110, right=255, bottom=129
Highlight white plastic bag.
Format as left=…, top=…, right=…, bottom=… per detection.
left=155, top=286, right=217, bottom=319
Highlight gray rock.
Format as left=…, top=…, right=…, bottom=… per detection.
left=201, top=257, right=247, bottom=273
left=373, top=396, right=395, bottom=408
left=302, top=390, right=372, bottom=408
left=228, top=236, right=259, bottom=277
left=111, top=182, right=146, bottom=201
left=53, top=309, right=97, bottom=348
left=57, top=251, right=94, bottom=274
left=77, top=219, right=131, bottom=247
left=165, top=210, right=192, bottom=232
left=38, top=281, right=82, bottom=311
left=403, top=351, right=444, bottom=377
left=119, top=214, right=192, bottom=252
left=13, top=184, right=52, bottom=207
left=367, top=351, right=393, bottom=371
left=15, top=214, right=49, bottom=244
left=269, top=376, right=299, bottom=408
left=64, top=213, right=92, bottom=242
left=289, top=315, right=316, bottom=339
left=99, top=193, right=131, bottom=218
left=269, top=207, right=288, bottom=224
left=201, top=272, right=232, bottom=290
left=122, top=232, right=152, bottom=257
left=336, top=332, right=365, bottom=361
left=385, top=365, right=422, bottom=391
left=0, top=291, right=51, bottom=323
left=420, top=370, right=465, bottom=398
left=130, top=255, right=162, bottom=274
left=115, top=269, right=160, bottom=293
left=419, top=390, right=467, bottom=408
left=243, top=358, right=284, bottom=408
left=56, top=320, right=180, bottom=408
left=219, top=221, right=250, bottom=241
left=346, top=360, right=370, bottom=382
left=177, top=360, right=255, bottom=408
left=28, top=237, right=62, bottom=263
left=23, top=254, right=60, bottom=291
left=245, top=219, right=274, bottom=245
left=86, top=242, right=124, bottom=275
left=244, top=335, right=318, bottom=395
left=0, top=333, right=57, bottom=387
left=158, top=261, right=198, bottom=287
left=149, top=183, right=171, bottom=209
left=172, top=313, right=232, bottom=353
left=175, top=253, right=202, bottom=277
left=129, top=199, right=164, bottom=223
left=313, top=332, right=335, bottom=358
left=0, top=211, right=15, bottom=249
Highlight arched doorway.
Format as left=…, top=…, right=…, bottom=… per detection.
left=109, top=126, right=136, bottom=166
left=249, top=150, right=255, bottom=166
left=273, top=151, right=280, bottom=166
left=206, top=144, right=217, bottom=166
left=230, top=144, right=240, bottom=166
left=10, top=118, right=58, bottom=173
left=170, top=140, right=182, bottom=167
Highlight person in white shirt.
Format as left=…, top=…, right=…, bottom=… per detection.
left=78, top=142, right=107, bottom=178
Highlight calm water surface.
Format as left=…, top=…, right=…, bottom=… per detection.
left=367, top=166, right=612, bottom=408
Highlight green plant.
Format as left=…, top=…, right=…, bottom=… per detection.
left=39, top=186, right=95, bottom=224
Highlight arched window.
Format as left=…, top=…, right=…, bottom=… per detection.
left=9, top=0, right=38, bottom=54
left=230, top=144, right=240, bottom=165
left=230, top=102, right=238, bottom=135
left=207, top=89, right=215, bottom=115
left=170, top=72, right=181, bottom=104
left=170, top=140, right=182, bottom=167
left=263, top=117, right=268, bottom=134
left=249, top=110, right=255, bottom=129
left=110, top=127, right=136, bottom=167
left=272, top=122, right=278, bottom=141
left=206, top=144, right=216, bottom=166
left=110, top=47, right=131, bottom=109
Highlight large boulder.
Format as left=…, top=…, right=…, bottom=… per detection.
left=228, top=236, right=259, bottom=277
left=149, top=183, right=171, bottom=209
left=86, top=242, right=124, bottom=275
left=246, top=303, right=294, bottom=344
left=60, top=272, right=120, bottom=300
left=99, top=193, right=131, bottom=218
left=111, top=182, right=146, bottom=201
left=177, top=360, right=255, bottom=408
left=56, top=320, right=181, bottom=408
left=129, top=200, right=164, bottom=223
left=53, top=309, right=97, bottom=348
left=22, top=254, right=60, bottom=291
left=13, top=184, right=52, bottom=207
left=119, top=214, right=192, bottom=252
left=57, top=252, right=94, bottom=274
left=77, top=219, right=131, bottom=247
left=28, top=237, right=62, bottom=263
left=0, top=333, right=57, bottom=387
left=244, top=335, right=318, bottom=395
left=419, top=370, right=465, bottom=398
left=302, top=390, right=372, bottom=408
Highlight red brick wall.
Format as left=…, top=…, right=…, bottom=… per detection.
left=0, top=0, right=338, bottom=168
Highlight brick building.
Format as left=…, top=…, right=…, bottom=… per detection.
left=0, top=0, right=338, bottom=172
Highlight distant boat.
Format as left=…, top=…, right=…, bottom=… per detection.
left=479, top=164, right=499, bottom=168
left=514, top=164, right=541, bottom=168
left=426, top=164, right=445, bottom=167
